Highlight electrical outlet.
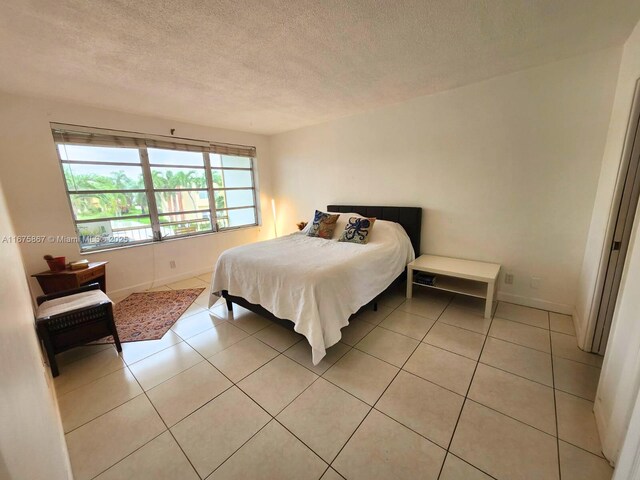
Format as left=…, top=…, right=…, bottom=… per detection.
left=530, top=276, right=541, bottom=289
left=504, top=273, right=514, bottom=285
left=169, top=260, right=176, bottom=269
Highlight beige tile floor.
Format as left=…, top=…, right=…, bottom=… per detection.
left=53, top=277, right=614, bottom=480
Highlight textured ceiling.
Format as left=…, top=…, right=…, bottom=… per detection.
left=1, top=0, right=639, bottom=134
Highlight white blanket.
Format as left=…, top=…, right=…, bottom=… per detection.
left=209, top=218, right=415, bottom=364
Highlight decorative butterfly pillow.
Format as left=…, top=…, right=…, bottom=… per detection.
left=338, top=216, right=376, bottom=244
left=307, top=210, right=340, bottom=239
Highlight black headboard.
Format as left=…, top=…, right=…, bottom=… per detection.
left=327, top=205, right=422, bottom=255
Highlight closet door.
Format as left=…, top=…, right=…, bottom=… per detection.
left=591, top=85, right=640, bottom=355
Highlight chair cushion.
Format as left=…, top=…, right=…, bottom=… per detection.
left=36, top=290, right=113, bottom=319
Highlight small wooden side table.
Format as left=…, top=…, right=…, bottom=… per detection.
left=407, top=255, right=500, bottom=319
left=32, top=261, right=108, bottom=294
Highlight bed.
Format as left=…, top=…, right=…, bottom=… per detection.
left=209, top=205, right=422, bottom=364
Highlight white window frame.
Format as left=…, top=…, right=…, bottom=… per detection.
left=52, top=123, right=260, bottom=252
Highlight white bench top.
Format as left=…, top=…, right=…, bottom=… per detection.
left=408, top=254, right=500, bottom=282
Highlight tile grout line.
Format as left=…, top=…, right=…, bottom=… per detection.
left=54, top=355, right=128, bottom=398
left=53, top=343, right=113, bottom=368
left=198, top=289, right=411, bottom=479
left=550, top=311, right=563, bottom=480
left=554, top=387, right=599, bottom=403
left=492, top=315, right=551, bottom=331
left=498, top=299, right=564, bottom=315
left=133, top=359, right=206, bottom=480
left=202, top=415, right=275, bottom=479
left=91, top=315, right=241, bottom=480
left=61, top=283, right=378, bottom=478
left=79, top=332, right=575, bottom=479
left=229, top=297, right=412, bottom=477
left=88, top=429, right=169, bottom=480
left=485, top=330, right=603, bottom=369
left=61, top=326, right=211, bottom=427
left=378, top=391, right=558, bottom=443
left=64, top=286, right=586, bottom=480
left=55, top=287, right=389, bottom=386
left=360, top=293, right=455, bottom=477
left=129, top=344, right=210, bottom=390
left=370, top=315, right=440, bottom=340
left=383, top=294, right=505, bottom=480
left=374, top=301, right=599, bottom=369
left=203, top=350, right=330, bottom=477
left=442, top=421, right=514, bottom=479
left=551, top=436, right=609, bottom=461
left=313, top=297, right=556, bottom=476
left=64, top=317, right=449, bottom=410
left=433, top=303, right=598, bottom=479
left=371, top=407, right=454, bottom=452
left=122, top=336, right=186, bottom=367
left=476, top=357, right=553, bottom=387
left=83, top=362, right=202, bottom=480
left=436, top=298, right=496, bottom=480
left=346, top=342, right=472, bottom=394
left=62, top=368, right=148, bottom=435
left=192, top=314, right=337, bottom=478
left=318, top=291, right=418, bottom=476
left=446, top=452, right=499, bottom=480
left=326, top=322, right=485, bottom=397
left=119, top=339, right=222, bottom=479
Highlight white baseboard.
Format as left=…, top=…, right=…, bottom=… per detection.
left=496, top=291, right=574, bottom=315
left=106, top=267, right=213, bottom=299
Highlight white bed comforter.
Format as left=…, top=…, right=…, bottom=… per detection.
left=209, top=218, right=415, bottom=365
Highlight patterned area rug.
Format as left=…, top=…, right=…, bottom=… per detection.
left=96, top=288, right=205, bottom=343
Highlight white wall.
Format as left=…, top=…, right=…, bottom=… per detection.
left=0, top=179, right=72, bottom=480
left=0, top=93, right=274, bottom=297
left=270, top=47, right=621, bottom=313
left=589, top=20, right=640, bottom=464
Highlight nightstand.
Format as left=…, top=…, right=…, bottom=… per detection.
left=32, top=261, right=108, bottom=294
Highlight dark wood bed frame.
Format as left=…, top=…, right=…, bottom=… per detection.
left=222, top=204, right=423, bottom=331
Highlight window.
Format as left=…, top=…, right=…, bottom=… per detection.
left=211, top=154, right=258, bottom=229
left=53, top=124, right=259, bottom=252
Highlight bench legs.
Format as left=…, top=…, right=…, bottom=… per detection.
left=406, top=267, right=414, bottom=298
left=485, top=281, right=495, bottom=319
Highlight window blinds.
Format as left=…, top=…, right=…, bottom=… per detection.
left=51, top=124, right=256, bottom=157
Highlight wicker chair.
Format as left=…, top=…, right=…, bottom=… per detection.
left=35, top=283, right=122, bottom=377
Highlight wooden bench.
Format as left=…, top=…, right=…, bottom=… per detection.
left=407, top=254, right=501, bottom=319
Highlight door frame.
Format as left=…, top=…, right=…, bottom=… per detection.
left=586, top=78, right=640, bottom=354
